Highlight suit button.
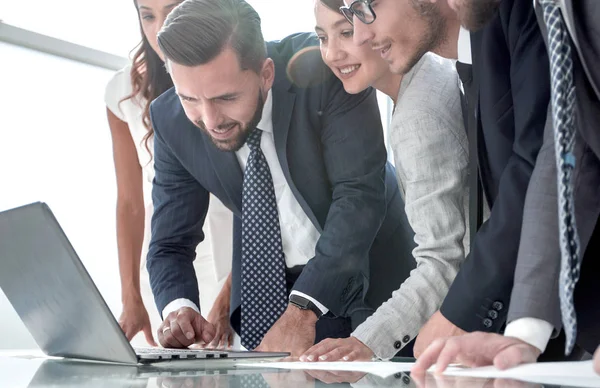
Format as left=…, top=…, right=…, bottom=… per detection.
left=394, top=341, right=402, bottom=349
left=482, top=318, right=493, bottom=328
left=402, top=335, right=410, bottom=343
left=394, top=373, right=402, bottom=379
left=488, top=310, right=498, bottom=319
left=492, top=301, right=504, bottom=311
left=402, top=376, right=411, bottom=385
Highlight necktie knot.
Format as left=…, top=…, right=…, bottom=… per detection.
left=246, top=128, right=263, bottom=152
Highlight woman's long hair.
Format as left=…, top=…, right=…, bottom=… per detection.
left=121, top=0, right=173, bottom=159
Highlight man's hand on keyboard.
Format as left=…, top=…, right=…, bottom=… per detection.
left=158, top=307, right=216, bottom=348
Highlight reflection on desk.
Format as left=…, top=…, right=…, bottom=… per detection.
left=0, top=355, right=576, bottom=388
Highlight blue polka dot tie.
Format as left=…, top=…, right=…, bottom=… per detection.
left=240, top=129, right=288, bottom=350
left=540, top=0, right=581, bottom=355
left=232, top=374, right=270, bottom=388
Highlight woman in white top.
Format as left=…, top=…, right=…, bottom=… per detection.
left=105, top=0, right=233, bottom=347
left=301, top=0, right=469, bottom=360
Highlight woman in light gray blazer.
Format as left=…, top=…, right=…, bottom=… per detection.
left=301, top=0, right=469, bottom=360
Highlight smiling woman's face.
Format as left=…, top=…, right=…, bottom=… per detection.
left=314, top=1, right=390, bottom=94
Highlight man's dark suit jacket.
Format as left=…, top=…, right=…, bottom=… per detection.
left=507, top=0, right=600, bottom=356
left=146, top=33, right=416, bottom=329
left=570, top=2, right=600, bottom=348
left=440, top=0, right=551, bottom=332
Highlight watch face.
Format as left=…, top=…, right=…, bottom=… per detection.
left=291, top=295, right=309, bottom=309
left=298, top=300, right=309, bottom=309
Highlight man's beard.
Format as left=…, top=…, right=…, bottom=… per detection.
left=198, top=91, right=265, bottom=152
left=456, top=0, right=501, bottom=31
left=395, top=2, right=447, bottom=75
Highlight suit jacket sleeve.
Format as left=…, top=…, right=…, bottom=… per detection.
left=291, top=84, right=388, bottom=317
left=440, top=1, right=551, bottom=332
left=506, top=106, right=562, bottom=333
left=147, top=103, right=210, bottom=317
left=353, top=107, right=469, bottom=359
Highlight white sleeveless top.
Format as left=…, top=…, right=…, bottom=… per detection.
left=104, top=64, right=155, bottom=202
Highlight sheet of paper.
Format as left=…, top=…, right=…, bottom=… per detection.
left=444, top=360, right=600, bottom=387
left=238, top=361, right=414, bottom=378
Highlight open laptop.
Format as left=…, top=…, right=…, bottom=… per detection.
left=0, top=202, right=289, bottom=364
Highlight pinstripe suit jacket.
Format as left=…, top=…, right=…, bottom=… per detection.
left=146, top=33, right=417, bottom=329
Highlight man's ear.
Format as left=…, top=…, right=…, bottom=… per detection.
left=260, top=58, right=275, bottom=91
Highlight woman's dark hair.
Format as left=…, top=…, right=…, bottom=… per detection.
left=121, top=0, right=174, bottom=159
left=320, top=0, right=345, bottom=13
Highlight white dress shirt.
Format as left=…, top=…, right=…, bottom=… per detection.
left=504, top=318, right=554, bottom=352
left=162, top=90, right=327, bottom=319
left=457, top=27, right=472, bottom=64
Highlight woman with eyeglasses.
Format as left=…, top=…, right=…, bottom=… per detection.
left=299, top=0, right=469, bottom=361
left=104, top=0, right=234, bottom=348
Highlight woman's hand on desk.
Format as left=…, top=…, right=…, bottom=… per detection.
left=299, top=336, right=374, bottom=362
left=203, top=294, right=234, bottom=349
left=202, top=272, right=234, bottom=349
left=119, top=300, right=157, bottom=346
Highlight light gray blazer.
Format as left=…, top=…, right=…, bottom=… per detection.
left=508, top=0, right=600, bottom=333
left=352, top=53, right=469, bottom=359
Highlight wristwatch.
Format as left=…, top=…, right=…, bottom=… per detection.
left=289, top=294, right=323, bottom=319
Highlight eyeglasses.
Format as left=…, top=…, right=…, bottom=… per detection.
left=340, top=0, right=376, bottom=25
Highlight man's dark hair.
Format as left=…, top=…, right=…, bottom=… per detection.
left=320, top=0, right=344, bottom=12
left=158, top=0, right=267, bottom=73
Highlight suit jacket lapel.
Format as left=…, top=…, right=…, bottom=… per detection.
left=560, top=0, right=578, bottom=50
left=204, top=135, right=244, bottom=216
left=560, top=0, right=600, bottom=102
left=269, top=46, right=323, bottom=233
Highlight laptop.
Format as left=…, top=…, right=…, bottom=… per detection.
left=0, top=202, right=289, bottom=364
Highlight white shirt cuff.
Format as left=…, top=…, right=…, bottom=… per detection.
left=290, top=291, right=329, bottom=315
left=162, top=298, right=200, bottom=319
left=504, top=317, right=554, bottom=353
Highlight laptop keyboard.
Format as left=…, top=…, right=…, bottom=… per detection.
left=135, top=347, right=229, bottom=360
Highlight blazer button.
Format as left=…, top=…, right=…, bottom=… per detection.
left=488, top=310, right=499, bottom=320
left=492, top=301, right=504, bottom=311
left=394, top=341, right=402, bottom=349
left=402, top=335, right=410, bottom=343
left=482, top=318, right=493, bottom=328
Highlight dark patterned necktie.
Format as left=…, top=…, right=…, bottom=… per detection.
left=231, top=374, right=271, bottom=388
left=240, top=129, right=288, bottom=350
left=540, top=0, right=581, bottom=355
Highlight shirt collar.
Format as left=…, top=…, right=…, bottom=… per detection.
left=256, top=89, right=273, bottom=134
left=457, top=27, right=472, bottom=64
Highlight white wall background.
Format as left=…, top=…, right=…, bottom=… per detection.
left=0, top=0, right=391, bottom=350
left=0, top=0, right=319, bottom=57
left=0, top=41, right=117, bottom=349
